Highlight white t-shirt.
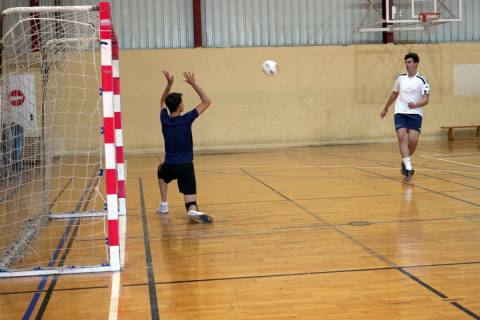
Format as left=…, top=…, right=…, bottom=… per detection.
left=393, top=72, right=429, bottom=117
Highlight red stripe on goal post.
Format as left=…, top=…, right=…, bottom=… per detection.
left=108, top=220, right=119, bottom=246
left=103, top=118, right=115, bottom=143
left=118, top=180, right=126, bottom=199
left=111, top=27, right=127, bottom=218
left=106, top=169, right=117, bottom=195
left=101, top=66, right=113, bottom=91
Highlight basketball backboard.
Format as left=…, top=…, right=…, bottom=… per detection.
left=386, top=0, right=462, bottom=23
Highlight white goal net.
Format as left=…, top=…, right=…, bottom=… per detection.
left=0, top=3, right=121, bottom=276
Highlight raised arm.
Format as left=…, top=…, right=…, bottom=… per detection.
left=183, top=72, right=211, bottom=115
left=160, top=70, right=174, bottom=110
left=380, top=91, right=399, bottom=119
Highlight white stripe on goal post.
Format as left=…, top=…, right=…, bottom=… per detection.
left=100, top=1, right=120, bottom=271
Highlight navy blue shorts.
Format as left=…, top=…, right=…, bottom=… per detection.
left=394, top=113, right=422, bottom=132
left=157, top=162, right=197, bottom=195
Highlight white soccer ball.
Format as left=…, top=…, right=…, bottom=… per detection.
left=262, top=60, right=278, bottom=76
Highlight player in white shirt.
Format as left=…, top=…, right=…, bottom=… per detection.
left=380, top=52, right=430, bottom=181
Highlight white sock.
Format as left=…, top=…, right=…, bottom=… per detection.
left=161, top=201, right=168, bottom=206
left=403, top=157, right=412, bottom=171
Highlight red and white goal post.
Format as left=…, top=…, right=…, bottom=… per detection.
left=0, top=2, right=126, bottom=277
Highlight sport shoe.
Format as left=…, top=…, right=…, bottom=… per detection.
left=156, top=202, right=168, bottom=214
left=404, top=169, right=415, bottom=181
left=187, top=210, right=213, bottom=223
left=401, top=162, right=406, bottom=175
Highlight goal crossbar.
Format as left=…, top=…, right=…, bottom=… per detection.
left=2, top=6, right=97, bottom=15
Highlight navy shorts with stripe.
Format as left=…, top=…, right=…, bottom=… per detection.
left=394, top=113, right=422, bottom=133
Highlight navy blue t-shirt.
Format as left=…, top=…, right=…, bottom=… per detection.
left=160, top=108, right=198, bottom=164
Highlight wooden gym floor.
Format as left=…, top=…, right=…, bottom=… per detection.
left=0, top=140, right=479, bottom=319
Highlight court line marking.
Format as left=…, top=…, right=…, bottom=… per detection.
left=36, top=172, right=101, bottom=319
left=0, top=285, right=108, bottom=296
left=357, top=167, right=480, bottom=206
left=421, top=151, right=480, bottom=157
left=120, top=260, right=480, bottom=287
left=139, top=178, right=160, bottom=320
left=418, top=171, right=480, bottom=190
left=434, top=156, right=480, bottom=160
left=244, top=163, right=480, bottom=319
left=128, top=165, right=480, bottom=175
left=397, top=269, right=480, bottom=319
left=353, top=166, right=480, bottom=318
left=419, top=154, right=480, bottom=169
left=22, top=178, right=74, bottom=319
left=24, top=168, right=99, bottom=320
left=36, top=219, right=84, bottom=318
left=108, top=272, right=121, bottom=320
left=144, top=153, right=480, bottom=318
left=273, top=217, right=461, bottom=231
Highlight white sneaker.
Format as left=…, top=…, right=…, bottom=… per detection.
left=187, top=210, right=213, bottom=223
left=156, top=202, right=168, bottom=214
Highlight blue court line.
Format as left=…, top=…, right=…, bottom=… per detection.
left=21, top=177, right=75, bottom=320
left=22, top=220, right=75, bottom=320
left=22, top=170, right=99, bottom=319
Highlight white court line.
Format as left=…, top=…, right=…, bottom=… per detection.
left=127, top=165, right=480, bottom=175
left=128, top=165, right=374, bottom=171
left=421, top=168, right=480, bottom=175
left=422, top=151, right=480, bottom=156
left=108, top=271, right=121, bottom=320
left=439, top=156, right=480, bottom=159
left=421, top=153, right=480, bottom=159
left=420, top=154, right=480, bottom=169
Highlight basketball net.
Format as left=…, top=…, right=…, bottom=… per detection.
left=418, top=12, right=441, bottom=23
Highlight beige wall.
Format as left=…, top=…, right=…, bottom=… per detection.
left=119, top=43, right=480, bottom=153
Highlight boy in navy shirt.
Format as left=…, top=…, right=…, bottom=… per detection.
left=156, top=71, right=213, bottom=223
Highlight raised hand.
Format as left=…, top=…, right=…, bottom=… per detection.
left=183, top=72, right=211, bottom=115
left=183, top=72, right=196, bottom=86
left=162, top=70, right=174, bottom=86
left=160, top=71, right=174, bottom=109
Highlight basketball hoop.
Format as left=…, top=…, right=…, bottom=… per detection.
left=418, top=12, right=441, bottom=23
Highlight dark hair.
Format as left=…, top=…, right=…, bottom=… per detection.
left=165, top=92, right=182, bottom=113
left=404, top=52, right=419, bottom=63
